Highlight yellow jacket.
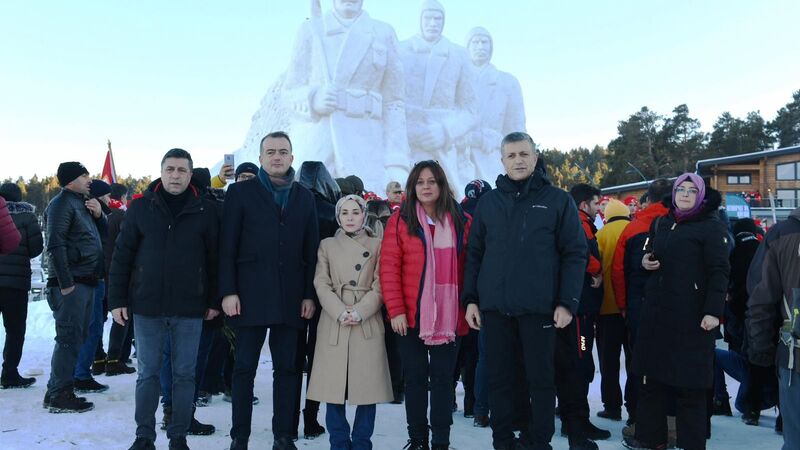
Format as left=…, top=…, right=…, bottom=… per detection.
left=596, top=199, right=630, bottom=315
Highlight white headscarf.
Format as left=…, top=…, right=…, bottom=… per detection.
left=335, top=194, right=368, bottom=235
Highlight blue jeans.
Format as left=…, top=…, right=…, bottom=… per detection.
left=326, top=403, right=376, bottom=450
left=74, top=280, right=104, bottom=380
left=133, top=315, right=202, bottom=440
left=714, top=348, right=778, bottom=413
left=46, top=284, right=95, bottom=395
left=780, top=368, right=800, bottom=450
left=474, top=324, right=489, bottom=416
left=160, top=326, right=216, bottom=405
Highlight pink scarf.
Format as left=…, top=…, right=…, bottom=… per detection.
left=416, top=202, right=459, bottom=345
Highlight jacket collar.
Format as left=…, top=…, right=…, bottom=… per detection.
left=143, top=179, right=202, bottom=216
left=495, top=168, right=549, bottom=197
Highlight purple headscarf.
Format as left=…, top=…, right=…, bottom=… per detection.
left=672, top=172, right=706, bottom=222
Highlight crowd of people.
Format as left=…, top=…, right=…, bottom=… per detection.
left=0, top=130, right=796, bottom=450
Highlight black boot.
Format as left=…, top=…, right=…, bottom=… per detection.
left=272, top=437, right=297, bottom=450
left=43, top=390, right=86, bottom=409
left=0, top=371, right=36, bottom=389
left=596, top=408, right=622, bottom=421
left=742, top=410, right=760, bottom=426
left=578, top=420, right=611, bottom=440
left=128, top=437, right=156, bottom=450
left=48, top=390, right=94, bottom=413
left=169, top=436, right=190, bottom=450
left=92, top=358, right=106, bottom=376
left=568, top=436, right=599, bottom=450
left=712, top=398, right=732, bottom=416
left=106, top=359, right=136, bottom=376
left=188, top=407, right=215, bottom=435
left=303, top=408, right=325, bottom=439
left=473, top=414, right=490, bottom=427
left=74, top=377, right=109, bottom=393
left=403, top=438, right=430, bottom=450
left=230, top=438, right=248, bottom=450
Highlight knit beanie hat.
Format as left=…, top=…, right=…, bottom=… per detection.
left=235, top=162, right=259, bottom=179
left=0, top=183, right=22, bottom=202
left=57, top=162, right=89, bottom=187
left=464, top=179, right=492, bottom=199
left=89, top=180, right=112, bottom=199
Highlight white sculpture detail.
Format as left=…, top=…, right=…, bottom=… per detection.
left=465, top=26, right=527, bottom=184
left=228, top=0, right=528, bottom=194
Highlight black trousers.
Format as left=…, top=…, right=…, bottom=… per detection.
left=202, top=329, right=232, bottom=393
left=230, top=325, right=300, bottom=441
left=293, top=310, right=321, bottom=434
left=455, top=329, right=479, bottom=413
left=555, top=313, right=596, bottom=434
left=107, top=315, right=134, bottom=363
left=636, top=377, right=707, bottom=450
left=0, top=287, right=28, bottom=377
left=384, top=319, right=403, bottom=395
left=596, top=313, right=633, bottom=413
left=396, top=326, right=460, bottom=446
left=484, top=311, right=556, bottom=448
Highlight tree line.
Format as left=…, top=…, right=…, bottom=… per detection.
left=4, top=90, right=799, bottom=209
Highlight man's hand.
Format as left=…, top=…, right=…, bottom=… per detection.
left=700, top=315, right=720, bottom=331
left=301, top=299, right=316, bottom=319
left=391, top=314, right=408, bottom=336
left=205, top=309, right=220, bottom=321
left=553, top=305, right=573, bottom=329
left=590, top=274, right=602, bottom=288
left=218, top=164, right=234, bottom=181
left=85, top=198, right=102, bottom=218
left=222, top=295, right=241, bottom=317
left=642, top=253, right=660, bottom=271
left=112, top=307, right=128, bottom=326
left=311, top=85, right=338, bottom=115
left=465, top=303, right=482, bottom=330
left=60, top=285, right=75, bottom=296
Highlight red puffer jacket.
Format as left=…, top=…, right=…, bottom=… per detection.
left=380, top=208, right=471, bottom=336
left=0, top=197, right=21, bottom=255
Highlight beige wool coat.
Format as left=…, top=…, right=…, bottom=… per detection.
left=306, top=229, right=393, bottom=405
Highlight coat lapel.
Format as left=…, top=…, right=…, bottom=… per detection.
left=422, top=37, right=450, bottom=108
left=332, top=12, right=374, bottom=87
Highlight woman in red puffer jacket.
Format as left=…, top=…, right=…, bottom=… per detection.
left=0, top=197, right=21, bottom=255
left=379, top=160, right=470, bottom=450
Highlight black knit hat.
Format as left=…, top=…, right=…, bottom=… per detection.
left=57, top=162, right=89, bottom=187
left=345, top=175, right=364, bottom=193
left=110, top=183, right=128, bottom=201
left=0, top=183, right=22, bottom=202
left=89, top=180, right=111, bottom=199
left=464, top=179, right=491, bottom=199
left=235, top=162, right=259, bottom=179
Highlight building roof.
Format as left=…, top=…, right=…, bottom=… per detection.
left=601, top=177, right=677, bottom=195
left=696, top=145, right=800, bottom=174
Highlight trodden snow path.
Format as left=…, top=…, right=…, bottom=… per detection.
left=0, top=301, right=785, bottom=449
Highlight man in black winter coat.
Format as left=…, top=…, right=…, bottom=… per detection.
left=462, top=132, right=587, bottom=450
left=219, top=131, right=319, bottom=450
left=0, top=182, right=43, bottom=389
left=109, top=149, right=220, bottom=450
left=44, top=161, right=105, bottom=414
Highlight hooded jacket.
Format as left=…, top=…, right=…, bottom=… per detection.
left=0, top=197, right=21, bottom=255
left=108, top=180, right=220, bottom=318
left=297, top=161, right=341, bottom=241
left=747, top=207, right=800, bottom=375
left=632, top=188, right=730, bottom=389
left=462, top=170, right=587, bottom=316
left=0, top=201, right=43, bottom=290
left=596, top=199, right=630, bottom=315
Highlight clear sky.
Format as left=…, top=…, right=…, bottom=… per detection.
left=1, top=0, right=798, bottom=180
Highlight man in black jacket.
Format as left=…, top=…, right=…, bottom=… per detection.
left=747, top=206, right=800, bottom=450
left=0, top=182, right=43, bottom=389
left=44, top=161, right=105, bottom=413
left=109, top=149, right=220, bottom=450
left=219, top=131, right=319, bottom=450
left=463, top=132, right=587, bottom=450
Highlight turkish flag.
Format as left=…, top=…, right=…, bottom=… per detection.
left=101, top=145, right=117, bottom=185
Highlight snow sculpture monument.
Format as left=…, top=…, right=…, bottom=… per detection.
left=231, top=0, right=528, bottom=192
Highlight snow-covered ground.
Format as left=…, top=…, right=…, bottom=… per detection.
left=0, top=301, right=784, bottom=450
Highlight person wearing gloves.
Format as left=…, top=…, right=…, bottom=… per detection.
left=306, top=194, right=393, bottom=450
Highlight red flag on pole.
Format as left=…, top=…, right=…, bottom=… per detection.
left=101, top=139, right=117, bottom=184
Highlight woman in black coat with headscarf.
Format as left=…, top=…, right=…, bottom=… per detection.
left=624, top=173, right=730, bottom=450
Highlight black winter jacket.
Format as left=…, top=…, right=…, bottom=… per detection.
left=108, top=181, right=220, bottom=318
left=747, top=208, right=800, bottom=375
left=462, top=170, right=587, bottom=316
left=45, top=189, right=105, bottom=289
left=0, top=202, right=43, bottom=290
left=103, top=207, right=125, bottom=275
left=633, top=190, right=730, bottom=389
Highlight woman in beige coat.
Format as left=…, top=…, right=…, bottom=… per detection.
left=307, top=195, right=393, bottom=450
